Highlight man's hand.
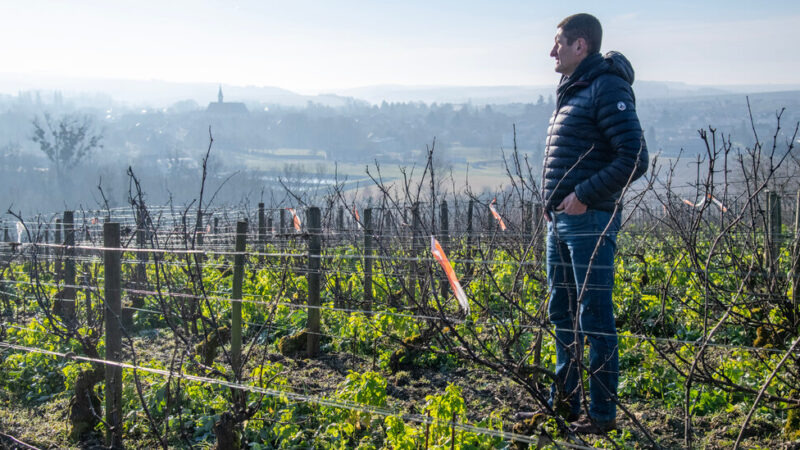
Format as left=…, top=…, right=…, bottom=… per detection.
left=556, top=192, right=587, bottom=215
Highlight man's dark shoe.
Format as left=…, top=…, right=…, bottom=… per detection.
left=569, top=416, right=616, bottom=434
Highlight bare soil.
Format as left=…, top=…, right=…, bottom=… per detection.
left=1, top=328, right=797, bottom=449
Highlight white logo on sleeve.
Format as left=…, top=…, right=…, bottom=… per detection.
left=617, top=101, right=627, bottom=111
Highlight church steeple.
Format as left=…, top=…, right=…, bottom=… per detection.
left=207, top=84, right=248, bottom=114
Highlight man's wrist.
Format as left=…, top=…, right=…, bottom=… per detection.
left=573, top=188, right=589, bottom=207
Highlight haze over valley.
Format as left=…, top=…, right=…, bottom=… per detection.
left=1, top=79, right=798, bottom=214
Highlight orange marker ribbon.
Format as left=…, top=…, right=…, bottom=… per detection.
left=708, top=194, right=728, bottom=213
left=287, top=208, right=302, bottom=231
left=489, top=199, right=507, bottom=231
left=353, top=205, right=361, bottom=229
left=431, top=235, right=470, bottom=314
left=682, top=194, right=727, bottom=212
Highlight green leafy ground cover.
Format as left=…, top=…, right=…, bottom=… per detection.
left=0, top=232, right=798, bottom=448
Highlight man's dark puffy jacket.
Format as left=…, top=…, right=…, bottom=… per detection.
left=542, top=51, right=648, bottom=213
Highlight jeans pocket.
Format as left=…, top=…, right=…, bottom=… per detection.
left=555, top=209, right=591, bottom=222
left=561, top=209, right=592, bottom=229
left=562, top=209, right=590, bottom=218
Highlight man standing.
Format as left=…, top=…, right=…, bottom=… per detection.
left=542, top=13, right=647, bottom=433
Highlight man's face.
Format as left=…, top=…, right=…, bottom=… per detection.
left=550, top=28, right=585, bottom=77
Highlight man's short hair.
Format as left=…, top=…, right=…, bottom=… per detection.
left=558, top=13, right=602, bottom=54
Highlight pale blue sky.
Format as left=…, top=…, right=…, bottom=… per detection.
left=2, top=0, right=798, bottom=93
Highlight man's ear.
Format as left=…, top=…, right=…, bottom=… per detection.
left=574, top=37, right=588, bottom=56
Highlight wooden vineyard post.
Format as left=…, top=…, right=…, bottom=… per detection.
left=42, top=225, right=49, bottom=259
left=411, top=202, right=422, bottom=303
left=103, top=222, right=123, bottom=449
left=531, top=202, right=545, bottom=380
left=439, top=200, right=449, bottom=298
left=231, top=220, right=247, bottom=376
left=523, top=201, right=533, bottom=243
left=793, top=191, right=800, bottom=327
left=55, top=218, right=62, bottom=282
left=450, top=409, right=457, bottom=450
left=82, top=274, right=92, bottom=328
left=383, top=206, right=392, bottom=232
left=63, top=211, right=76, bottom=323
left=795, top=191, right=800, bottom=235
left=364, top=208, right=373, bottom=313
left=337, top=206, right=344, bottom=232
left=192, top=210, right=206, bottom=332
left=307, top=207, right=321, bottom=357
left=134, top=218, right=147, bottom=308
left=122, top=216, right=145, bottom=329
left=766, top=190, right=782, bottom=269
left=532, top=202, right=544, bottom=262
left=279, top=208, right=287, bottom=260
left=466, top=199, right=474, bottom=278
left=258, top=202, right=266, bottom=262
left=412, top=202, right=423, bottom=253
left=195, top=209, right=204, bottom=247
left=424, top=413, right=431, bottom=449
left=258, top=203, right=266, bottom=242
left=512, top=201, right=530, bottom=295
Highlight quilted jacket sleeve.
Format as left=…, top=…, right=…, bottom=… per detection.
left=573, top=74, right=648, bottom=207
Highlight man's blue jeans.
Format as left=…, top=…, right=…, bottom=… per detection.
left=546, top=209, right=619, bottom=423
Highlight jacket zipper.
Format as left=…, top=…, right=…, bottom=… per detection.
left=541, top=80, right=589, bottom=208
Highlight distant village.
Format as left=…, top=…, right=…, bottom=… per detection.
left=1, top=84, right=798, bottom=211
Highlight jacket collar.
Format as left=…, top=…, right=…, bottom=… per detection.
left=556, top=52, right=603, bottom=103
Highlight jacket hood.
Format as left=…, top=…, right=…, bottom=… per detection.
left=556, top=51, right=635, bottom=103
left=560, top=51, right=635, bottom=87
left=602, top=51, right=635, bottom=85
